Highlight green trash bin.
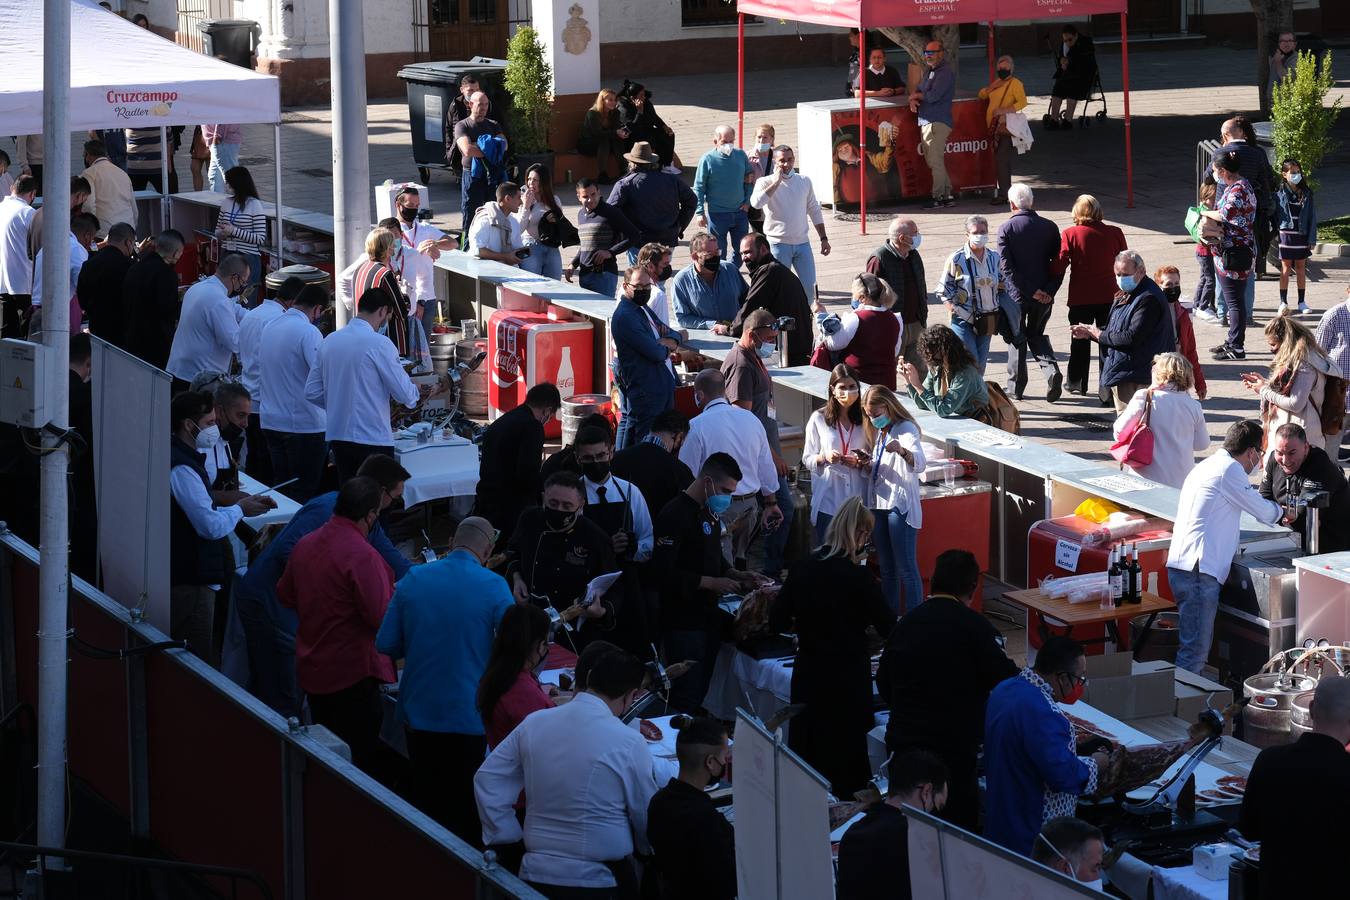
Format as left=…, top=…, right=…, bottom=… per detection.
left=201, top=19, right=261, bottom=68
left=397, top=59, right=510, bottom=183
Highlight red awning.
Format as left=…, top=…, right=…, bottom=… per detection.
left=735, top=0, right=1124, bottom=28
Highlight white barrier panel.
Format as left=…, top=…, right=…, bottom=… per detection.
left=91, top=338, right=171, bottom=632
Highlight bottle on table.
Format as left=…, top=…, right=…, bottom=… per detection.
left=1108, top=546, right=1123, bottom=607
left=1127, top=544, right=1143, bottom=604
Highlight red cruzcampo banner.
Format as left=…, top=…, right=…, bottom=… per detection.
left=736, top=0, right=1123, bottom=28
left=829, top=98, right=995, bottom=207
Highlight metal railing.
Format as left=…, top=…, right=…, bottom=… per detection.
left=0, top=841, right=273, bottom=900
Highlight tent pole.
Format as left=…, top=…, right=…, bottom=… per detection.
left=859, top=27, right=866, bottom=236
left=38, top=0, right=73, bottom=867
left=159, top=126, right=170, bottom=226
left=1121, top=12, right=1134, bottom=208
left=987, top=22, right=995, bottom=82
left=737, top=14, right=745, bottom=147
left=330, top=0, right=371, bottom=329
left=274, top=124, right=284, bottom=279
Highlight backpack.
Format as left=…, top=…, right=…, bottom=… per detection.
left=1321, top=373, right=1348, bottom=436
left=972, top=381, right=1021, bottom=435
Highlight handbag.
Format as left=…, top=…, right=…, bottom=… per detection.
left=1109, top=389, right=1155, bottom=469
left=537, top=208, right=580, bottom=248
left=1183, top=206, right=1206, bottom=243
left=1221, top=245, right=1254, bottom=272
left=974, top=312, right=999, bottom=337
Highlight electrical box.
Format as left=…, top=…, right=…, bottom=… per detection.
left=0, top=339, right=51, bottom=428
left=374, top=181, right=430, bottom=223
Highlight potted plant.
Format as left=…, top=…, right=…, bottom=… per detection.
left=504, top=25, right=555, bottom=181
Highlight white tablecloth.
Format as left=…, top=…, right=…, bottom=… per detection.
left=1150, top=864, right=1228, bottom=900
left=393, top=436, right=479, bottom=509
left=703, top=645, right=793, bottom=722
left=238, top=472, right=303, bottom=530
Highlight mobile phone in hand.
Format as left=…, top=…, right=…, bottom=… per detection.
left=515, top=248, right=531, bottom=259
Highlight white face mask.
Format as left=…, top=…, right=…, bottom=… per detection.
left=756, top=142, right=772, bottom=153
left=1083, top=879, right=1104, bottom=892
left=1288, top=172, right=1303, bottom=185
left=194, top=423, right=221, bottom=450
left=969, top=233, right=989, bottom=248
left=716, top=143, right=733, bottom=157
left=869, top=63, right=885, bottom=74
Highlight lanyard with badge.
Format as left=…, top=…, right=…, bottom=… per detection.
left=836, top=422, right=854, bottom=457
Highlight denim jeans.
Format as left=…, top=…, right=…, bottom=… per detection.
left=579, top=269, right=618, bottom=298
left=520, top=243, right=563, bottom=280
left=1219, top=273, right=1249, bottom=350
left=1168, top=566, right=1221, bottom=674
left=208, top=141, right=240, bottom=193
left=614, top=384, right=673, bottom=451
left=760, top=477, right=795, bottom=578
left=949, top=317, right=991, bottom=373
left=709, top=209, right=750, bottom=268
left=769, top=240, right=817, bottom=302
left=873, top=506, right=923, bottom=614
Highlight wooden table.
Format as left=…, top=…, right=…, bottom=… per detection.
left=1002, top=588, right=1176, bottom=660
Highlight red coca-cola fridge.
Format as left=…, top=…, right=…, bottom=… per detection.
left=488, top=308, right=593, bottom=439
left=1026, top=515, right=1174, bottom=654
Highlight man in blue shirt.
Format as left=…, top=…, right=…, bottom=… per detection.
left=671, top=232, right=748, bottom=332
left=983, top=637, right=1109, bottom=855
left=376, top=515, right=515, bottom=845
left=613, top=265, right=679, bottom=449
left=693, top=125, right=755, bottom=268
left=909, top=40, right=956, bottom=209
left=231, top=454, right=413, bottom=717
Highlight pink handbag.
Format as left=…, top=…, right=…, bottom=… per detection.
left=1109, top=389, right=1154, bottom=469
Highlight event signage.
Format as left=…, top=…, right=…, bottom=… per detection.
left=736, top=0, right=1123, bottom=27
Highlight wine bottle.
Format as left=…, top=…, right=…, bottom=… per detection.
left=1108, top=546, right=1123, bottom=607
left=1128, top=544, right=1143, bottom=604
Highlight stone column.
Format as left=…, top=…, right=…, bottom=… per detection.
left=534, top=0, right=602, bottom=180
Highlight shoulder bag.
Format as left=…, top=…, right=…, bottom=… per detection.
left=1109, top=389, right=1154, bottom=469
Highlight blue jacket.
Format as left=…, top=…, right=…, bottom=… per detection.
left=1276, top=185, right=1316, bottom=243
left=607, top=169, right=697, bottom=246
left=472, top=133, right=508, bottom=187
left=375, top=549, right=515, bottom=734
left=983, top=672, right=1096, bottom=855
left=612, top=295, right=678, bottom=402
left=1098, top=276, right=1175, bottom=388
left=917, top=60, right=956, bottom=127
left=996, top=210, right=1062, bottom=306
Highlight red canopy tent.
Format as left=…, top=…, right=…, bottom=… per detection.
left=734, top=0, right=1133, bottom=233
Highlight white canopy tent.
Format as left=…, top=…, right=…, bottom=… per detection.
left=0, top=0, right=285, bottom=255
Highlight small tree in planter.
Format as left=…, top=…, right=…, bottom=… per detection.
left=1271, top=49, right=1342, bottom=190
left=504, top=26, right=554, bottom=172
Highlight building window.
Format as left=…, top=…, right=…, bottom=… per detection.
left=680, top=0, right=739, bottom=27
left=468, top=0, right=498, bottom=24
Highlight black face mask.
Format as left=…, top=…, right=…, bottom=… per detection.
left=1162, top=285, right=1182, bottom=302
left=543, top=507, right=577, bottom=532
left=220, top=422, right=243, bottom=443
left=700, top=255, right=721, bottom=273
left=997, top=68, right=1011, bottom=80
left=581, top=460, right=611, bottom=483
left=659, top=264, right=674, bottom=282
left=630, top=287, right=652, bottom=306
left=398, top=206, right=417, bottom=223
left=744, top=253, right=763, bottom=273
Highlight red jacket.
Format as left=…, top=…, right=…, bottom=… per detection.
left=1172, top=302, right=1207, bottom=399
left=1056, top=221, right=1127, bottom=307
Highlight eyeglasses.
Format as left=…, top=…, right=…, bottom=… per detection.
left=922, top=50, right=939, bottom=56
left=1059, top=672, right=1088, bottom=687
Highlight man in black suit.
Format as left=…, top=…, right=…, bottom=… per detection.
left=836, top=750, right=949, bottom=900
left=77, top=221, right=137, bottom=343
left=646, top=716, right=736, bottom=899
left=122, top=229, right=185, bottom=367
left=472, top=381, right=561, bottom=547
left=1240, top=674, right=1350, bottom=895
left=876, top=549, right=1016, bottom=830
left=610, top=408, right=693, bottom=521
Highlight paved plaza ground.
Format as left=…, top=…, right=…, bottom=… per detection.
left=20, top=42, right=1350, bottom=463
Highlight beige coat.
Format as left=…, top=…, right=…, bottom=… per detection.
left=1261, top=353, right=1339, bottom=451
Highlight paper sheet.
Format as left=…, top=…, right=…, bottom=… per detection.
left=585, top=571, right=623, bottom=604
left=1081, top=472, right=1156, bottom=494
left=954, top=428, right=1022, bottom=449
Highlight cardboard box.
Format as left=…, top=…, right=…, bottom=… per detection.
left=1085, top=659, right=1176, bottom=720
left=1085, top=650, right=1134, bottom=679
left=1174, top=669, right=1234, bottom=722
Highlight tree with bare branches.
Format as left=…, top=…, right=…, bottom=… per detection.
left=874, top=24, right=961, bottom=79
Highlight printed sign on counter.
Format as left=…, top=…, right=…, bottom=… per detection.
left=1055, top=539, right=1081, bottom=573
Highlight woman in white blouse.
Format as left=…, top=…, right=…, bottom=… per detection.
left=863, top=384, right=926, bottom=614
left=1113, top=352, right=1208, bottom=489
left=802, top=364, right=871, bottom=544
left=216, top=165, right=268, bottom=304
left=513, top=163, right=565, bottom=280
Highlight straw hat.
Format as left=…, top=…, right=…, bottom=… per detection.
left=623, top=141, right=660, bottom=166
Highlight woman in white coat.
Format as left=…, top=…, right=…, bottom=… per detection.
left=1113, top=352, right=1208, bottom=489
left=802, top=364, right=871, bottom=544
left=863, top=384, right=926, bottom=614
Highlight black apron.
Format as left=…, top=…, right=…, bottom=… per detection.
left=584, top=481, right=655, bottom=661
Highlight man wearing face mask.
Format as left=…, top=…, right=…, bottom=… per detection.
left=611, top=265, right=679, bottom=450
left=671, top=231, right=747, bottom=334
left=197, top=378, right=251, bottom=490
left=867, top=216, right=929, bottom=378
left=278, top=477, right=397, bottom=778
left=376, top=515, right=515, bottom=841
left=1068, top=249, right=1175, bottom=413
left=983, top=636, right=1110, bottom=855
left=1031, top=817, right=1106, bottom=892
left=731, top=232, right=814, bottom=366
left=166, top=252, right=251, bottom=392
left=305, top=287, right=430, bottom=484
left=693, top=125, right=754, bottom=268
left=654, top=451, right=758, bottom=712
left=612, top=408, right=694, bottom=516
left=391, top=186, right=457, bottom=330
left=475, top=648, right=660, bottom=895
left=835, top=750, right=950, bottom=900
left=939, top=215, right=1011, bottom=372
left=170, top=390, right=274, bottom=663
left=646, top=717, right=737, bottom=900
left=473, top=381, right=564, bottom=548
left=506, top=472, right=616, bottom=632
left=122, top=229, right=186, bottom=366
left=750, top=145, right=830, bottom=302
left=260, top=284, right=331, bottom=502
left=1167, top=420, right=1284, bottom=673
